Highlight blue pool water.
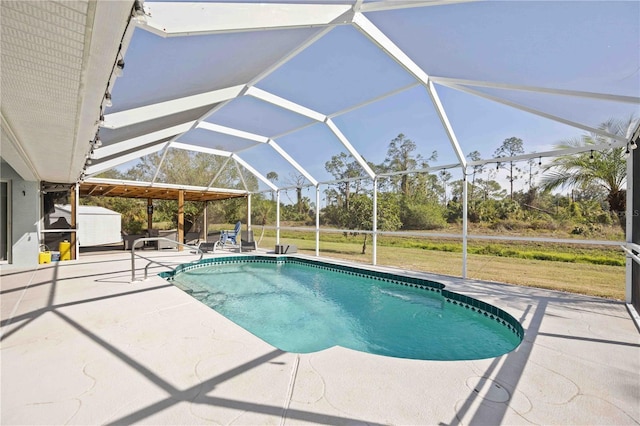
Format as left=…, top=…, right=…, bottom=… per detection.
left=166, top=257, right=522, bottom=361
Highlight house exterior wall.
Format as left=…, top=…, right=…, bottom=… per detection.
left=0, top=160, right=40, bottom=266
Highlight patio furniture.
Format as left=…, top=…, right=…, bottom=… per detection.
left=197, top=241, right=217, bottom=253
left=157, top=229, right=178, bottom=249
left=122, top=231, right=146, bottom=250
left=241, top=230, right=257, bottom=251
left=220, top=221, right=241, bottom=247
left=275, top=244, right=297, bottom=254
left=184, top=231, right=200, bottom=245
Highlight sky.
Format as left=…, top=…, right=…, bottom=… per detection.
left=108, top=0, right=640, bottom=194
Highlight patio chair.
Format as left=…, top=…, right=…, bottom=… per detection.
left=196, top=241, right=217, bottom=253
left=121, top=230, right=146, bottom=250
left=184, top=231, right=200, bottom=245
left=220, top=221, right=241, bottom=247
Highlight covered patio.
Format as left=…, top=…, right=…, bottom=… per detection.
left=79, top=179, right=248, bottom=251
left=1, top=1, right=639, bottom=424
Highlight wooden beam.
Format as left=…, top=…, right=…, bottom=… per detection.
left=101, top=185, right=117, bottom=196
left=87, top=185, right=100, bottom=195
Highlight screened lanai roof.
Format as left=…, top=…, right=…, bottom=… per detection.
left=2, top=1, right=639, bottom=193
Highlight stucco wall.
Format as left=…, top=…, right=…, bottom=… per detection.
left=1, top=160, right=40, bottom=266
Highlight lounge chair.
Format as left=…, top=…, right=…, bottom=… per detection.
left=220, top=221, right=241, bottom=247
left=184, top=231, right=200, bottom=245
left=157, top=229, right=178, bottom=249
left=196, top=241, right=216, bottom=253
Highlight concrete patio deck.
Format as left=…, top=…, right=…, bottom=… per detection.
left=1, top=250, right=639, bottom=425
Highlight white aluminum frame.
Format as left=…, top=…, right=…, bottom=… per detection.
left=85, top=0, right=638, bottom=304
left=139, top=2, right=353, bottom=37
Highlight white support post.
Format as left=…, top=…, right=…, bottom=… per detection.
left=625, top=145, right=633, bottom=303
left=276, top=190, right=281, bottom=245
left=372, top=178, right=378, bottom=266
left=316, top=184, right=320, bottom=257
left=247, top=194, right=252, bottom=232
left=462, top=168, right=468, bottom=279
left=74, top=183, right=80, bottom=259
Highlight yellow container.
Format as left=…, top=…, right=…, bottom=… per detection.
left=39, top=251, right=51, bottom=264
left=59, top=240, right=71, bottom=261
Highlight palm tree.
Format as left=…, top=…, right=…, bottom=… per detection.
left=540, top=116, right=637, bottom=229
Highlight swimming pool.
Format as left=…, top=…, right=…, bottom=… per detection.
left=163, top=256, right=523, bottom=361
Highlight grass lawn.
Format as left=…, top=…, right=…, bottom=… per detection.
left=255, top=234, right=626, bottom=300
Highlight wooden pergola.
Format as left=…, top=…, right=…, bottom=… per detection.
left=78, top=180, right=248, bottom=250
left=78, top=181, right=246, bottom=202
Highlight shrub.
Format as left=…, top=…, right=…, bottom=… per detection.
left=496, top=199, right=521, bottom=220
left=568, top=202, right=583, bottom=219
left=445, top=201, right=462, bottom=224
left=529, top=219, right=558, bottom=231
left=595, top=212, right=613, bottom=225
left=401, top=202, right=446, bottom=230
left=571, top=226, right=585, bottom=235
